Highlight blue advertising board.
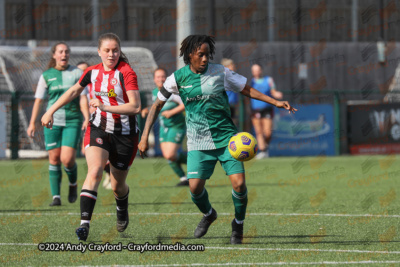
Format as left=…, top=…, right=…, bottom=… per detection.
left=269, top=104, right=335, bottom=156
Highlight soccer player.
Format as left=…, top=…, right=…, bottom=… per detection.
left=138, top=35, right=297, bottom=244
left=27, top=42, right=90, bottom=207
left=77, top=61, right=89, bottom=71
left=250, top=64, right=283, bottom=159
left=142, top=68, right=188, bottom=186
left=77, top=62, right=112, bottom=190
left=41, top=33, right=141, bottom=241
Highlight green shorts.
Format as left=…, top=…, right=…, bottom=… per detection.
left=44, top=125, right=81, bottom=151
left=159, top=126, right=186, bottom=144
left=187, top=147, right=244, bottom=179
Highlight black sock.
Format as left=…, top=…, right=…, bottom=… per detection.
left=80, top=189, right=98, bottom=223
left=115, top=188, right=129, bottom=211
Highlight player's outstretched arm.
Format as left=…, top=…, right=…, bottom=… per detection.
left=138, top=98, right=166, bottom=158
left=240, top=84, right=297, bottom=114
left=41, top=82, right=85, bottom=129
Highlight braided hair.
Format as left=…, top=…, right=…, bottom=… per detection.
left=179, top=35, right=215, bottom=65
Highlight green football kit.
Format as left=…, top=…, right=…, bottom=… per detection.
left=152, top=88, right=186, bottom=144
left=158, top=63, right=247, bottom=179
left=35, top=65, right=86, bottom=198
left=35, top=65, right=86, bottom=150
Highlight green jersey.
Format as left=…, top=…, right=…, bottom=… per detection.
left=152, top=88, right=185, bottom=128
left=35, top=65, right=85, bottom=127
left=158, top=63, right=247, bottom=151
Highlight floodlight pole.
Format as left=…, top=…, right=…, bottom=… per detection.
left=268, top=0, right=274, bottom=41
left=208, top=0, right=215, bottom=36
left=120, top=0, right=128, bottom=41
left=296, top=0, right=305, bottom=103
left=351, top=0, right=358, bottom=42
left=92, top=0, right=99, bottom=41
left=0, top=0, right=4, bottom=40
left=379, top=0, right=384, bottom=41
left=28, top=0, right=35, bottom=39
left=176, top=0, right=194, bottom=70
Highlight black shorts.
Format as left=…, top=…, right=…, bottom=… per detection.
left=230, top=106, right=236, bottom=119
left=84, top=123, right=138, bottom=170
left=252, top=107, right=274, bottom=119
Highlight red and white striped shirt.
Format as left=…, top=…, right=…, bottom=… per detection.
left=79, top=61, right=139, bottom=135
left=86, top=83, right=94, bottom=100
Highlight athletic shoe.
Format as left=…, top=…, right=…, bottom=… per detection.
left=116, top=207, right=129, bottom=232
left=49, top=197, right=61, bottom=206
left=255, top=151, right=267, bottom=159
left=105, top=183, right=112, bottom=190
left=68, top=185, right=78, bottom=203
left=76, top=223, right=90, bottom=241
left=230, top=219, right=244, bottom=244
left=176, top=179, right=189, bottom=186
left=103, top=172, right=111, bottom=189
left=194, top=208, right=217, bottom=238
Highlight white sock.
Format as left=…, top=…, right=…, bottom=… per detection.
left=53, top=195, right=60, bottom=200
left=80, top=220, right=90, bottom=226
left=69, top=182, right=77, bottom=186
left=235, top=218, right=244, bottom=224
left=180, top=176, right=187, bottom=181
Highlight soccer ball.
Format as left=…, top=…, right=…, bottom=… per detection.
left=228, top=132, right=258, bottom=162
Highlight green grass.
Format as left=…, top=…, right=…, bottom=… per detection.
left=0, top=155, right=399, bottom=266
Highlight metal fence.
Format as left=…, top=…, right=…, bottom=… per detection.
left=2, top=0, right=400, bottom=42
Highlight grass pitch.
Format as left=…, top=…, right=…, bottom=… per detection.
left=0, top=154, right=399, bottom=266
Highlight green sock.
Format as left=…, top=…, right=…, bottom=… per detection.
left=64, top=163, right=77, bottom=185
left=177, top=152, right=187, bottom=165
left=190, top=188, right=212, bottom=214
left=49, top=164, right=62, bottom=196
left=232, top=189, right=248, bottom=221
left=168, top=160, right=185, bottom=178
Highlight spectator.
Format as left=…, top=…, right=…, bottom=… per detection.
left=250, top=64, right=283, bottom=159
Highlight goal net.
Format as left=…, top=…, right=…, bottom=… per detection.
left=0, top=45, right=158, bottom=157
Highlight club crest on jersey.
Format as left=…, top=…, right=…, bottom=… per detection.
left=96, top=138, right=103, bottom=145
left=110, top=78, right=118, bottom=86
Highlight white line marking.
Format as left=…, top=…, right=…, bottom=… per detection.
left=0, top=243, right=36, bottom=246
left=124, top=262, right=400, bottom=266
left=0, top=243, right=399, bottom=256
left=118, top=262, right=400, bottom=266
left=0, top=260, right=398, bottom=266
left=207, top=246, right=400, bottom=254
left=263, top=212, right=399, bottom=218
left=1, top=212, right=400, bottom=218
